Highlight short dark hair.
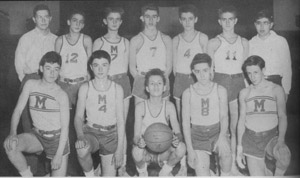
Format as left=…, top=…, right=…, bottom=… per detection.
left=254, top=9, right=273, bottom=22
left=145, top=68, right=166, bottom=87
left=88, top=50, right=111, bottom=79
left=218, top=5, right=237, bottom=18
left=69, top=9, right=86, bottom=21
left=33, top=4, right=51, bottom=17
left=141, top=4, right=159, bottom=16
left=179, top=4, right=198, bottom=18
left=242, top=55, right=265, bottom=72
left=190, top=53, right=212, bottom=70
left=39, top=51, right=62, bottom=67
left=104, top=7, right=125, bottom=19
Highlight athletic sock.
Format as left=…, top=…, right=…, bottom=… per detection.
left=19, top=166, right=33, bottom=177
left=159, top=163, right=173, bottom=176
left=180, top=155, right=186, bottom=166
left=123, top=154, right=127, bottom=166
left=220, top=170, right=231, bottom=176
left=275, top=168, right=285, bottom=176
left=136, top=164, right=148, bottom=176
left=84, top=168, right=95, bottom=177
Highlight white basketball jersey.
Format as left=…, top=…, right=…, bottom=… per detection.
left=59, top=33, right=88, bottom=79
left=136, top=32, right=167, bottom=73
left=214, top=35, right=244, bottom=74
left=141, top=100, right=168, bottom=135
left=176, top=32, right=203, bottom=74
left=85, top=80, right=117, bottom=126
left=100, top=37, right=127, bottom=76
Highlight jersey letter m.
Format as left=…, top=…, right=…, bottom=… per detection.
left=201, top=98, right=209, bottom=116
left=34, top=96, right=47, bottom=109
left=254, top=99, right=266, bottom=112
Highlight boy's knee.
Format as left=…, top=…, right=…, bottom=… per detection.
left=175, top=142, right=186, bottom=158
left=76, top=146, right=90, bottom=158
left=132, top=146, right=145, bottom=162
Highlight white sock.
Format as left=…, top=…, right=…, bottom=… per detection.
left=159, top=163, right=173, bottom=176
left=123, top=154, right=127, bottom=166
left=275, top=168, right=285, bottom=176
left=180, top=155, right=186, bottom=166
left=84, top=168, right=95, bottom=177
left=19, top=166, right=33, bottom=177
left=136, top=164, right=147, bottom=173
left=220, top=170, right=231, bottom=176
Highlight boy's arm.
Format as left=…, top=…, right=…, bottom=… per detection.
left=84, top=35, right=93, bottom=58
left=182, top=89, right=193, bottom=152
left=199, top=32, right=209, bottom=53
left=54, top=36, right=63, bottom=54
left=15, top=36, right=28, bottom=82
left=167, top=101, right=182, bottom=138
left=162, top=34, right=173, bottom=77
left=74, top=83, right=89, bottom=139
left=280, top=38, right=292, bottom=96
left=241, top=38, right=249, bottom=60
left=218, top=85, right=229, bottom=137
left=129, top=35, right=141, bottom=78
left=275, top=85, right=288, bottom=144
left=115, top=84, right=125, bottom=154
left=124, top=38, right=130, bottom=71
left=207, top=38, right=220, bottom=74
left=55, top=90, right=70, bottom=156
left=133, top=102, right=144, bottom=145
left=172, top=36, right=179, bottom=75
left=92, top=38, right=104, bottom=52
left=237, top=89, right=248, bottom=146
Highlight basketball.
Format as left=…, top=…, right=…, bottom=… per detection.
left=144, top=123, right=173, bottom=153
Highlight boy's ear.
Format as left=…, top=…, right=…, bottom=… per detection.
left=140, top=16, right=144, bottom=22
left=146, top=86, right=149, bottom=93
left=103, top=18, right=108, bottom=25
left=39, top=66, right=43, bottom=73
left=67, top=19, right=71, bottom=26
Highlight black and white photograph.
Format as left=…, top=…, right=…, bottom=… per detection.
left=0, top=0, right=299, bottom=176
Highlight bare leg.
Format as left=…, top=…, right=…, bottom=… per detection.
left=194, top=150, right=210, bottom=176
left=51, top=154, right=68, bottom=176
left=247, top=157, right=266, bottom=176
left=101, top=154, right=117, bottom=176
left=229, top=100, right=239, bottom=173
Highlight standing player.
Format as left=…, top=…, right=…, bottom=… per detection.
left=249, top=9, right=292, bottom=99
left=93, top=7, right=130, bottom=175
left=4, top=51, right=70, bottom=177
left=172, top=4, right=209, bottom=176
left=132, top=68, right=186, bottom=176
left=207, top=5, right=249, bottom=174
left=129, top=4, right=172, bottom=105
left=237, top=55, right=291, bottom=176
left=74, top=50, right=125, bottom=176
left=14, top=4, right=57, bottom=175
left=182, top=53, right=232, bottom=176
left=55, top=9, right=92, bottom=107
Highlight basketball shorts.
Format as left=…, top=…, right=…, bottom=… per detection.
left=191, top=122, right=222, bottom=155
left=57, top=77, right=87, bottom=106
left=265, top=75, right=282, bottom=86
left=20, top=73, right=40, bottom=91
left=242, top=126, right=278, bottom=159
left=31, top=128, right=70, bottom=159
left=213, top=72, right=245, bottom=102
left=132, top=74, right=170, bottom=100
left=109, top=73, right=132, bottom=99
left=173, top=73, right=195, bottom=100
left=83, top=124, right=118, bottom=156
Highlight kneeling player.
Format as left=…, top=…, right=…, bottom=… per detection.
left=74, top=50, right=125, bottom=176
left=132, top=68, right=186, bottom=176
left=182, top=53, right=232, bottom=176
left=237, top=55, right=291, bottom=176
left=4, top=51, right=70, bottom=176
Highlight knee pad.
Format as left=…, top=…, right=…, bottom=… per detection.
left=273, top=144, right=291, bottom=169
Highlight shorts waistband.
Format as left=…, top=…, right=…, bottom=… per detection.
left=191, top=122, right=220, bottom=130
left=60, top=76, right=87, bottom=84
left=140, top=71, right=165, bottom=76
left=34, top=128, right=61, bottom=137
left=215, top=72, right=244, bottom=78
left=176, top=73, right=192, bottom=78
left=264, top=75, right=282, bottom=80
left=109, top=73, right=127, bottom=80
left=87, top=121, right=116, bottom=131
left=245, top=127, right=278, bottom=137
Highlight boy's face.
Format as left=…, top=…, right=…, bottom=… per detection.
left=68, top=14, right=85, bottom=33
left=246, top=65, right=265, bottom=86
left=104, top=12, right=122, bottom=31
left=254, top=17, right=273, bottom=38
left=179, top=12, right=198, bottom=31
left=90, top=58, right=110, bottom=79
left=218, top=12, right=237, bottom=31
left=146, top=75, right=166, bottom=97
left=141, top=10, right=160, bottom=29
left=192, top=63, right=212, bottom=85
left=40, top=62, right=60, bottom=83
left=33, top=10, right=51, bottom=31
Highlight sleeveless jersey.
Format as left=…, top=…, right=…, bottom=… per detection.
left=136, top=32, right=167, bottom=73
left=190, top=83, right=220, bottom=126
left=59, top=33, right=88, bottom=79
left=176, top=32, right=204, bottom=74
left=141, top=100, right=169, bottom=135
left=100, top=37, right=127, bottom=76
left=245, top=82, right=278, bottom=132
left=86, top=80, right=117, bottom=126
left=214, top=35, right=244, bottom=74
left=29, top=82, right=61, bottom=131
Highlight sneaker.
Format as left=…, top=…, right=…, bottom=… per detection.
left=94, top=164, right=101, bottom=176
left=176, top=165, right=187, bottom=176
left=138, top=170, right=148, bottom=177
left=118, top=166, right=130, bottom=177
